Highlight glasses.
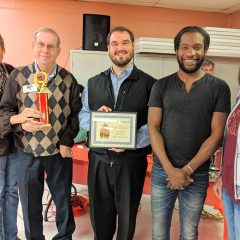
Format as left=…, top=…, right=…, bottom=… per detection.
left=35, top=41, right=57, bottom=51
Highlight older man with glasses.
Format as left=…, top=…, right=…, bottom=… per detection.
left=0, top=27, right=82, bottom=240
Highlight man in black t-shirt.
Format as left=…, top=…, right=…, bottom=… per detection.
left=148, top=26, right=231, bottom=240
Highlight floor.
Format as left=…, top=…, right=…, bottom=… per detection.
left=16, top=184, right=224, bottom=240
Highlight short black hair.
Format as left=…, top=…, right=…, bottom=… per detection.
left=174, top=26, right=210, bottom=52
left=106, top=26, right=134, bottom=46
left=202, top=58, right=215, bottom=68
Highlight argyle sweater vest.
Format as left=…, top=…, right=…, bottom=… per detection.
left=16, top=64, right=73, bottom=156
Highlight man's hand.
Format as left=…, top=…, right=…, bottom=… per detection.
left=98, top=105, right=112, bottom=112
left=108, top=148, right=125, bottom=153
left=181, top=165, right=194, bottom=177
left=167, top=167, right=193, bottom=190
left=21, top=119, right=46, bottom=132
left=10, top=108, right=42, bottom=125
left=60, top=145, right=73, bottom=158
left=214, top=175, right=223, bottom=199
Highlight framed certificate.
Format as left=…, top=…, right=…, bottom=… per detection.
left=89, top=111, right=137, bottom=149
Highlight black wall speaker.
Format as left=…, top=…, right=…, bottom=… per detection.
left=83, top=14, right=110, bottom=51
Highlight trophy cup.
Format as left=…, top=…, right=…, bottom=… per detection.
left=34, top=71, right=50, bottom=126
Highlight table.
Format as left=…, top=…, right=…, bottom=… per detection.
left=71, top=144, right=153, bottom=194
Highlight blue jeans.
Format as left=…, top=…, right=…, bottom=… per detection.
left=151, top=162, right=209, bottom=240
left=0, top=153, right=19, bottom=240
left=222, top=187, right=240, bottom=240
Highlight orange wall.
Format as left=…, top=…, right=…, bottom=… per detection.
left=0, top=0, right=235, bottom=69
left=229, top=10, right=240, bottom=28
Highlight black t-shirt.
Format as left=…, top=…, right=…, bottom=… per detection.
left=148, top=72, right=231, bottom=172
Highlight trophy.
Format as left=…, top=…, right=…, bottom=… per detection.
left=34, top=71, right=50, bottom=126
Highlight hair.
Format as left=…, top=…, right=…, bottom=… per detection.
left=33, top=27, right=61, bottom=48
left=0, top=34, right=5, bottom=53
left=238, top=66, right=240, bottom=86
left=202, top=58, right=215, bottom=68
left=106, top=26, right=134, bottom=45
left=174, top=26, right=210, bottom=52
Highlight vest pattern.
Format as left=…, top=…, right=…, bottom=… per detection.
left=16, top=65, right=72, bottom=156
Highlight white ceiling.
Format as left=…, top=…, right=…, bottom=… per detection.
left=79, top=0, right=240, bottom=14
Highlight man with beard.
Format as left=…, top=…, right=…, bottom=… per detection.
left=79, top=26, right=156, bottom=240
left=148, top=26, right=231, bottom=240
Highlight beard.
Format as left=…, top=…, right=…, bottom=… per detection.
left=109, top=51, right=133, bottom=67
left=177, top=56, right=205, bottom=74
